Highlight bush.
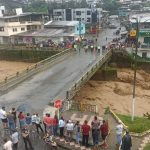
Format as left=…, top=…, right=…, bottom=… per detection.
left=144, top=143, right=150, bottom=150
left=117, top=114, right=150, bottom=133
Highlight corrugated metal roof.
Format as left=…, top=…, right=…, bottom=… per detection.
left=0, top=12, right=44, bottom=19
left=12, top=28, right=75, bottom=37
left=45, top=21, right=79, bottom=27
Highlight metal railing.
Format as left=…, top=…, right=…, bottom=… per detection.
left=61, top=49, right=112, bottom=113
left=0, top=49, right=73, bottom=93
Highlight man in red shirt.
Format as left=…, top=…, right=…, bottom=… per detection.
left=81, top=120, right=90, bottom=147
left=43, top=114, right=54, bottom=134
left=100, top=120, right=109, bottom=148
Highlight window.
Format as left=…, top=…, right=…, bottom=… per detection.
left=57, top=12, right=62, bottom=16
left=87, top=18, right=91, bottom=22
left=76, top=11, right=81, bottom=15
left=21, top=28, right=25, bottom=31
left=0, top=27, right=4, bottom=32
left=12, top=28, right=17, bottom=32
left=142, top=52, right=147, bottom=58
left=76, top=18, right=81, bottom=21
left=144, top=37, right=150, bottom=44
left=82, top=18, right=84, bottom=20
left=87, top=11, right=91, bottom=15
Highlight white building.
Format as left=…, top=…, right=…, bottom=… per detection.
left=0, top=8, right=44, bottom=44
left=52, top=8, right=102, bottom=24
left=130, top=14, right=150, bottom=58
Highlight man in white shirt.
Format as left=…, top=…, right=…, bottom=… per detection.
left=31, top=113, right=37, bottom=125
left=11, top=130, right=19, bottom=150
left=66, top=120, right=74, bottom=142
left=59, top=117, right=65, bottom=137
left=0, top=106, right=8, bottom=128
left=116, top=120, right=123, bottom=150
left=3, top=138, right=13, bottom=150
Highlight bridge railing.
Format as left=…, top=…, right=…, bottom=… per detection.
left=61, top=50, right=112, bottom=113
left=0, top=49, right=73, bottom=93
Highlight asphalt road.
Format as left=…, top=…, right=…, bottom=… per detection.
left=0, top=26, right=120, bottom=113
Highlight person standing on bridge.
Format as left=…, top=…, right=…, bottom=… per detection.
left=121, top=130, right=132, bottom=150
left=91, top=116, right=100, bottom=146
left=116, top=120, right=123, bottom=150
left=59, top=116, right=65, bottom=138
left=100, top=120, right=109, bottom=149
left=0, top=106, right=8, bottom=129
left=81, top=120, right=90, bottom=148
left=74, top=121, right=81, bottom=145
left=3, top=137, right=13, bottom=150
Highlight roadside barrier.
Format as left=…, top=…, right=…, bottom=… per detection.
left=0, top=49, right=73, bottom=93
left=61, top=49, right=112, bottom=113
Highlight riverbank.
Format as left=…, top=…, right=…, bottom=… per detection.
left=0, top=61, right=34, bottom=81
left=74, top=68, right=150, bottom=117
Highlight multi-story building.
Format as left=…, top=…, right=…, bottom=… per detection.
left=130, top=14, right=150, bottom=58
left=0, top=8, right=44, bottom=44
left=52, top=8, right=102, bottom=24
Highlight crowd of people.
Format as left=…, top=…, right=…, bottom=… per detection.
left=0, top=106, right=132, bottom=150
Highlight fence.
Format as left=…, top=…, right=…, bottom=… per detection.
left=61, top=49, right=112, bottom=113
left=0, top=48, right=73, bottom=93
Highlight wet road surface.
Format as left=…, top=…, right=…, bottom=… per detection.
left=0, top=27, right=120, bottom=112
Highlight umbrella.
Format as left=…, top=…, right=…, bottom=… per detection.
left=17, top=103, right=32, bottom=113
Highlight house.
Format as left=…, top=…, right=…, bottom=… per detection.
left=0, top=8, right=45, bottom=44
left=12, top=21, right=85, bottom=45
left=52, top=8, right=102, bottom=24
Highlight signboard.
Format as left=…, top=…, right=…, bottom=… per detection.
left=54, top=100, right=62, bottom=109
left=130, top=30, right=137, bottom=37
left=139, top=30, right=150, bottom=37
left=75, top=22, right=85, bottom=35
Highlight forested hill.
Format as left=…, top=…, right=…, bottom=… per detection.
left=0, top=0, right=27, bottom=9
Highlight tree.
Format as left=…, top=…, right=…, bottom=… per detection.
left=102, top=0, right=118, bottom=15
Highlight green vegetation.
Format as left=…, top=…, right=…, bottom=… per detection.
left=0, top=50, right=58, bottom=62
left=101, top=67, right=117, bottom=80
left=117, top=114, right=150, bottom=133
left=144, top=143, right=150, bottom=150
left=102, top=0, right=118, bottom=15
left=24, top=1, right=48, bottom=13
left=128, top=53, right=150, bottom=62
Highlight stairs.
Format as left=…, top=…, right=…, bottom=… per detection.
left=54, top=137, right=92, bottom=150
left=138, top=135, right=150, bottom=150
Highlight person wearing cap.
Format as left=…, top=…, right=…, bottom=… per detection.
left=11, top=129, right=19, bottom=150
left=0, top=106, right=8, bottom=128
left=121, top=130, right=132, bottom=150
left=116, top=120, right=123, bottom=150
left=66, top=120, right=74, bottom=142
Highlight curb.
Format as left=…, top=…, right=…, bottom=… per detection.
left=109, top=109, right=150, bottom=137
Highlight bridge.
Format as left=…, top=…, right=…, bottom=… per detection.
left=0, top=27, right=119, bottom=112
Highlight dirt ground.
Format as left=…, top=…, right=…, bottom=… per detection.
left=74, top=68, right=150, bottom=117
left=0, top=61, right=34, bottom=81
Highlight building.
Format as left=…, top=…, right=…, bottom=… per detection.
left=130, top=14, right=150, bottom=58
left=0, top=8, right=45, bottom=44
left=52, top=8, right=102, bottom=24
left=12, top=21, right=85, bottom=45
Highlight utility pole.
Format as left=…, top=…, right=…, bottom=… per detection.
left=132, top=19, right=139, bottom=121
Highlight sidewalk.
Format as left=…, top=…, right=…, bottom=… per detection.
left=62, top=110, right=143, bottom=150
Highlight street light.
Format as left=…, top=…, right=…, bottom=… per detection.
left=131, top=17, right=139, bottom=121
left=131, top=17, right=150, bottom=121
